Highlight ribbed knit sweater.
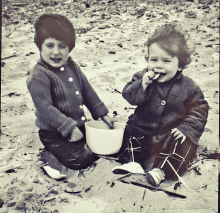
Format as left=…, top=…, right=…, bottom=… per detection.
left=26, top=57, right=108, bottom=138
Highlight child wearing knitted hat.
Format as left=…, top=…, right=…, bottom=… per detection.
left=113, top=22, right=209, bottom=187
left=27, top=14, right=115, bottom=179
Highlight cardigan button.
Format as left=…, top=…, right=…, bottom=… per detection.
left=161, top=100, right=166, bottom=106
left=76, top=91, right=79, bottom=95
left=81, top=116, right=85, bottom=121
left=69, top=77, right=73, bottom=82
left=60, top=67, right=64, bottom=71
left=79, top=105, right=83, bottom=109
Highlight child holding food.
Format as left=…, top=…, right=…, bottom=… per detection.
left=27, top=14, right=115, bottom=179
left=114, top=22, right=209, bottom=187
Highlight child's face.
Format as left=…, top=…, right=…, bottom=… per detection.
left=148, top=43, right=180, bottom=83
left=41, top=37, right=70, bottom=68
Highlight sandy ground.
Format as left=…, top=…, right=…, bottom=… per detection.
left=1, top=0, right=219, bottom=212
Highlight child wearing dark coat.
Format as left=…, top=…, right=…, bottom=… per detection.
left=27, top=14, right=115, bottom=179
left=114, top=22, right=209, bottom=187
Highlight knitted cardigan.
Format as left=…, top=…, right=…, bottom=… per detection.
left=27, top=57, right=109, bottom=138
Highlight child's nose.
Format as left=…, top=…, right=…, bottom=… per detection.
left=155, top=61, right=164, bottom=69
left=52, top=46, right=60, bottom=55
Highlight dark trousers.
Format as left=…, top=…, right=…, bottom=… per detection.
left=117, top=130, right=197, bottom=179
left=38, top=126, right=96, bottom=170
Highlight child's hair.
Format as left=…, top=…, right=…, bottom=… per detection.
left=146, top=22, right=193, bottom=69
left=34, top=14, right=75, bottom=52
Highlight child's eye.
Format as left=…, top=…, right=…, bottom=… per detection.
left=164, top=59, right=171, bottom=63
left=150, top=58, right=157, bottom=62
left=59, top=44, right=67, bottom=49
left=46, top=44, right=54, bottom=48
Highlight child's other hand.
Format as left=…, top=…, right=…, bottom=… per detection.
left=142, top=70, right=155, bottom=89
left=101, top=115, right=117, bottom=129
left=69, top=127, right=83, bottom=142
left=171, top=128, right=186, bottom=144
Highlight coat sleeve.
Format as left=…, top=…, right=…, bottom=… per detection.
left=27, top=73, right=77, bottom=137
left=176, top=85, right=209, bottom=145
left=122, top=69, right=152, bottom=106
left=76, top=66, right=109, bottom=119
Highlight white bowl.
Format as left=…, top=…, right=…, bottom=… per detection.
left=85, top=120, right=125, bottom=155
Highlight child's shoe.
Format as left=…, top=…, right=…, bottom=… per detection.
left=146, top=168, right=165, bottom=187
left=112, top=162, right=145, bottom=174
left=43, top=165, right=66, bottom=180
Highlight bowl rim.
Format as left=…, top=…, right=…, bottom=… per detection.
left=85, top=120, right=125, bottom=131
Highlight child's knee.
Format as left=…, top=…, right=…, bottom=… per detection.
left=64, top=147, right=96, bottom=170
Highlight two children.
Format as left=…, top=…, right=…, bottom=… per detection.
left=115, top=23, right=209, bottom=186
left=27, top=14, right=209, bottom=186
left=27, top=14, right=115, bottom=178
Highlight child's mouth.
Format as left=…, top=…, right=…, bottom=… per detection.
left=152, top=72, right=166, bottom=80
left=160, top=73, right=166, bottom=77
left=51, top=58, right=62, bottom=63
left=152, top=73, right=160, bottom=80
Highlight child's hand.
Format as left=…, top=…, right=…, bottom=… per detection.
left=142, top=70, right=155, bottom=90
left=171, top=128, right=186, bottom=144
left=101, top=115, right=117, bottom=129
left=69, top=127, right=83, bottom=142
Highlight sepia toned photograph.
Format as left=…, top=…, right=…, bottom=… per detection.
left=1, top=0, right=219, bottom=212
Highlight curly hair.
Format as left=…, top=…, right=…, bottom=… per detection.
left=34, top=14, right=75, bottom=52
left=145, top=22, right=194, bottom=69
